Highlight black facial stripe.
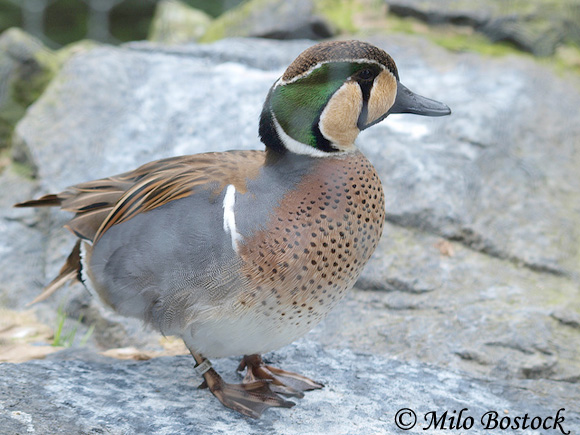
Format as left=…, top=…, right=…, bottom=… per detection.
left=357, top=79, right=373, bottom=129
left=313, top=112, right=340, bottom=153
left=311, top=80, right=343, bottom=153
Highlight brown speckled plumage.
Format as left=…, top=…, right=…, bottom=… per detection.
left=282, top=40, right=399, bottom=82
left=238, top=151, right=384, bottom=333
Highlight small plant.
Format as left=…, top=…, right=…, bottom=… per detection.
left=52, top=305, right=94, bottom=348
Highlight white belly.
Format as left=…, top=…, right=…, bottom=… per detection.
left=180, top=308, right=325, bottom=358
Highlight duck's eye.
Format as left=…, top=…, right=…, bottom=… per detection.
left=357, top=68, right=374, bottom=81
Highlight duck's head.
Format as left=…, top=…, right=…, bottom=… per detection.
left=260, top=40, right=451, bottom=157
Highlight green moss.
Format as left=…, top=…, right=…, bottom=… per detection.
left=12, top=50, right=60, bottom=110
left=9, top=159, right=36, bottom=179
left=149, top=0, right=212, bottom=44
left=199, top=17, right=227, bottom=42
left=316, top=0, right=363, bottom=34
left=385, top=15, right=417, bottom=35
left=0, top=119, right=12, bottom=147
left=0, top=150, right=36, bottom=178
left=551, top=43, right=580, bottom=76
left=55, top=39, right=101, bottom=63
left=383, top=14, right=521, bottom=57
left=200, top=0, right=259, bottom=43
left=430, top=32, right=580, bottom=76
left=431, top=33, right=524, bottom=57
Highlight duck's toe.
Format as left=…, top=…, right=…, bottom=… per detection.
left=206, top=368, right=295, bottom=418
left=238, top=354, right=324, bottom=398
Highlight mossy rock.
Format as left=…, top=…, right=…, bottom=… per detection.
left=149, top=0, right=212, bottom=44
left=0, top=28, right=100, bottom=162
left=200, top=0, right=336, bottom=43
left=0, top=28, right=59, bottom=149
left=385, top=0, right=580, bottom=56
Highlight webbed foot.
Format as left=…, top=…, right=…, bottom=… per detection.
left=190, top=351, right=294, bottom=418
left=202, top=366, right=295, bottom=418
left=238, top=354, right=324, bottom=397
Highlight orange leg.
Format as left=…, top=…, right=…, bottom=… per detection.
left=189, top=350, right=294, bottom=418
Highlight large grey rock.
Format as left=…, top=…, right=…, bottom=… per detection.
left=0, top=342, right=578, bottom=434
left=320, top=221, right=580, bottom=382
left=0, top=169, right=45, bottom=308
left=385, top=0, right=580, bottom=56
left=2, top=35, right=580, bottom=428
left=201, top=0, right=334, bottom=42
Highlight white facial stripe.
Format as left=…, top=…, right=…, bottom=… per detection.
left=272, top=115, right=329, bottom=157
left=223, top=184, right=242, bottom=252
left=280, top=58, right=386, bottom=85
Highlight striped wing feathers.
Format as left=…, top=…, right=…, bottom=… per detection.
left=16, top=150, right=265, bottom=243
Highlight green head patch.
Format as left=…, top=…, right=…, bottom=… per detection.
left=271, top=62, right=381, bottom=150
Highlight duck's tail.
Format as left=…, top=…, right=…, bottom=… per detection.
left=15, top=194, right=84, bottom=305
left=27, top=240, right=82, bottom=306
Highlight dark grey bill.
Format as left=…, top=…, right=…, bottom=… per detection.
left=390, top=81, right=451, bottom=116
left=362, top=81, right=451, bottom=130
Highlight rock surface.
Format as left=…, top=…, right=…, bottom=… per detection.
left=1, top=343, right=578, bottom=434
left=1, top=36, right=579, bottom=431
left=385, top=0, right=580, bottom=56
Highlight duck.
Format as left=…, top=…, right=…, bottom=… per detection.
left=15, top=40, right=450, bottom=418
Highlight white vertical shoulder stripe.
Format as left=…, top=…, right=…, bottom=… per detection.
left=223, top=184, right=242, bottom=252
left=80, top=241, right=99, bottom=299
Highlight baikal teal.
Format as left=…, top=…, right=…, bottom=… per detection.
left=15, top=40, right=450, bottom=418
